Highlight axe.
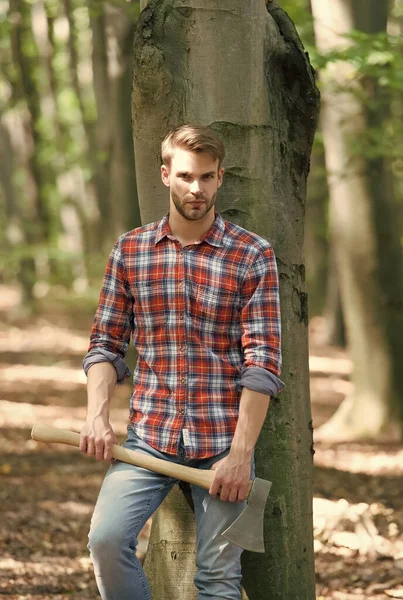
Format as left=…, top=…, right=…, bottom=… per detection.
left=31, top=423, right=271, bottom=553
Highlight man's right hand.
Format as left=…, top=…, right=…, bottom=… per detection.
left=79, top=418, right=118, bottom=463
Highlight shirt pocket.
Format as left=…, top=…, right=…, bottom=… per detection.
left=133, top=280, right=167, bottom=329
left=190, top=283, right=240, bottom=333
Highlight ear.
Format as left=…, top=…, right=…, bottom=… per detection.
left=217, top=168, right=225, bottom=188
left=161, top=164, right=170, bottom=188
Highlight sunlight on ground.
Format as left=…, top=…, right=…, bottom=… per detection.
left=309, top=355, right=352, bottom=376
left=315, top=444, right=403, bottom=475
left=0, top=364, right=86, bottom=384
left=311, top=376, right=354, bottom=401
left=314, top=497, right=403, bottom=560
left=0, top=323, right=88, bottom=354
left=1, top=298, right=403, bottom=598
left=0, top=400, right=128, bottom=434
left=0, top=556, right=93, bottom=575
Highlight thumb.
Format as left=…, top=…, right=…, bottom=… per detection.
left=211, top=458, right=224, bottom=471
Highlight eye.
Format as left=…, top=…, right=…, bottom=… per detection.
left=203, top=174, right=214, bottom=180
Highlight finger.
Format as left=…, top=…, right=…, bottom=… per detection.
left=104, top=442, right=113, bottom=462
left=228, top=487, right=238, bottom=503
left=79, top=435, right=88, bottom=454
left=209, top=471, right=222, bottom=496
left=209, top=480, right=220, bottom=496
left=95, top=439, right=104, bottom=461
left=86, top=438, right=95, bottom=456
left=237, top=484, right=249, bottom=503
left=219, top=485, right=230, bottom=503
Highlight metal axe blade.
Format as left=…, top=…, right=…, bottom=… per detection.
left=220, top=477, right=272, bottom=553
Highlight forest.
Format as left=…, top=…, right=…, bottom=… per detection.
left=1, top=1, right=403, bottom=599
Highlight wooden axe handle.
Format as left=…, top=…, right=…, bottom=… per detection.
left=31, top=423, right=233, bottom=493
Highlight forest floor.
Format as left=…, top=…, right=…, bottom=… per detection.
left=1, top=285, right=403, bottom=600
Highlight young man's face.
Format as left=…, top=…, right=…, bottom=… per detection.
left=161, top=147, right=224, bottom=221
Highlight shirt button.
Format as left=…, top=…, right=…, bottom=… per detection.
left=179, top=314, right=184, bottom=320
left=178, top=409, right=185, bottom=415
left=180, top=345, right=185, bottom=353
left=180, top=377, right=186, bottom=384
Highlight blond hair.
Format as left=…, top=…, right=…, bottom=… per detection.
left=161, top=125, right=225, bottom=169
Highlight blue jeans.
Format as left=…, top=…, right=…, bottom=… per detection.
left=88, top=426, right=255, bottom=599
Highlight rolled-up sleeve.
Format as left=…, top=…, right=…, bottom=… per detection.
left=82, top=238, right=134, bottom=385
left=240, top=245, right=285, bottom=397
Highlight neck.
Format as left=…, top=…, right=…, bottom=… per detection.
left=169, top=209, right=215, bottom=246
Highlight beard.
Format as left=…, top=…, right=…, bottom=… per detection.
left=171, top=189, right=217, bottom=221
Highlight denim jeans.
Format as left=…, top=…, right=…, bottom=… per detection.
left=87, top=426, right=255, bottom=600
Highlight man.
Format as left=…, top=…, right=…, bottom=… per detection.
left=80, top=125, right=284, bottom=600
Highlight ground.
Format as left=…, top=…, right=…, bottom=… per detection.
left=0, top=286, right=403, bottom=600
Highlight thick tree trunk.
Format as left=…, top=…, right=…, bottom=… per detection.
left=143, top=486, right=198, bottom=599
left=132, top=1, right=319, bottom=598
left=312, top=0, right=403, bottom=441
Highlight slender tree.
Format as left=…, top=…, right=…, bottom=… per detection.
left=133, top=1, right=320, bottom=598
left=9, top=0, right=60, bottom=247
left=312, top=0, right=403, bottom=441
left=103, top=4, right=141, bottom=234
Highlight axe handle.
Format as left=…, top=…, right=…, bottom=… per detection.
left=32, top=423, right=252, bottom=496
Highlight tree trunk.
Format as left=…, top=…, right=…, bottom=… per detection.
left=9, top=0, right=60, bottom=247
left=0, top=118, right=36, bottom=304
left=305, top=148, right=329, bottom=317
left=106, top=6, right=141, bottom=233
left=143, top=486, right=198, bottom=599
left=89, top=8, right=114, bottom=241
left=43, top=0, right=72, bottom=150
left=311, top=0, right=403, bottom=441
left=322, top=244, right=346, bottom=347
left=132, top=1, right=319, bottom=598
left=63, top=0, right=103, bottom=253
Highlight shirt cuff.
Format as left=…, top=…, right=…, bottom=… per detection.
left=240, top=366, right=285, bottom=397
left=82, top=348, right=132, bottom=385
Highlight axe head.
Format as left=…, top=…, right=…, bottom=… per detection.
left=220, top=477, right=272, bottom=553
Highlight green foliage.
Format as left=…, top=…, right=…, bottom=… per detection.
left=312, top=31, right=403, bottom=91
left=313, top=30, right=403, bottom=162
left=279, top=0, right=315, bottom=50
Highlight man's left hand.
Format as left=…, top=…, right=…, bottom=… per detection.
left=209, top=453, right=251, bottom=503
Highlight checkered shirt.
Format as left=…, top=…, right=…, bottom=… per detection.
left=85, top=212, right=284, bottom=459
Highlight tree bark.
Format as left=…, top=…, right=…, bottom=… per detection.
left=311, top=0, right=403, bottom=441
left=132, top=1, right=319, bottom=597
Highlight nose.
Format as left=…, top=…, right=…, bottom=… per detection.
left=189, top=179, right=202, bottom=196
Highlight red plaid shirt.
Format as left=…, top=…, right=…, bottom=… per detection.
left=85, top=212, right=284, bottom=459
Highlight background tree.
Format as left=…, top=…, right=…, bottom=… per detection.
left=0, top=0, right=141, bottom=306
left=311, top=0, right=403, bottom=441
left=132, top=1, right=320, bottom=598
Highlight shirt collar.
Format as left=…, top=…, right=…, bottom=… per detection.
left=154, top=212, right=225, bottom=248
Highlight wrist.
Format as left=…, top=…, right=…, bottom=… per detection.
left=229, top=442, right=253, bottom=462
left=86, top=402, right=110, bottom=422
